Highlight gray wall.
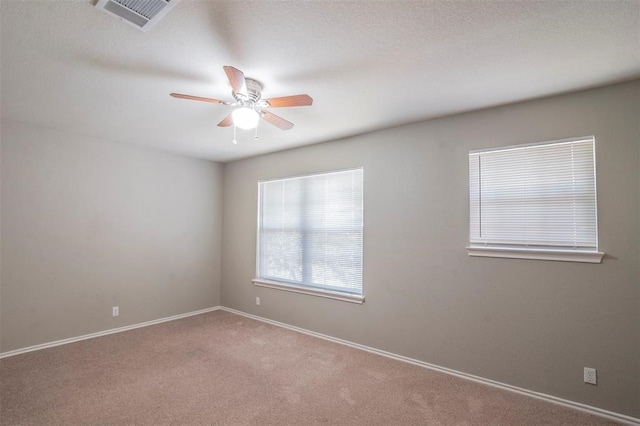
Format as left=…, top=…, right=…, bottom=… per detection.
left=221, top=81, right=640, bottom=417
left=0, top=119, right=223, bottom=352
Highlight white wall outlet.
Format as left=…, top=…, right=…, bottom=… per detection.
left=584, top=367, right=597, bottom=385
left=112, top=306, right=119, bottom=317
left=255, top=297, right=261, bottom=306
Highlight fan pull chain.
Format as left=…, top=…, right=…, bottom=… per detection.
left=254, top=120, right=259, bottom=139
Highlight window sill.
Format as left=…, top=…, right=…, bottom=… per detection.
left=466, top=246, right=605, bottom=263
left=252, top=279, right=365, bottom=304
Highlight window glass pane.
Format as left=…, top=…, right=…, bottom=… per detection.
left=259, top=230, right=302, bottom=282
left=309, top=231, right=363, bottom=291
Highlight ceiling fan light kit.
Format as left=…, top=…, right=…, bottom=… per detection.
left=171, top=66, right=313, bottom=143
left=232, top=107, right=260, bottom=130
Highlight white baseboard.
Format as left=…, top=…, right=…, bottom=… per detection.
left=220, top=307, right=640, bottom=426
left=2, top=305, right=637, bottom=425
left=0, top=306, right=222, bottom=359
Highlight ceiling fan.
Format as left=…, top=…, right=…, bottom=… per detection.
left=170, top=66, right=313, bottom=136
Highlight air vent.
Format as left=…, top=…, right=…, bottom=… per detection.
left=95, top=0, right=180, bottom=32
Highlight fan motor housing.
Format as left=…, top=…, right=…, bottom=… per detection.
left=233, top=78, right=263, bottom=103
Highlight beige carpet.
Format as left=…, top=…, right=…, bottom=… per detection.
left=1, top=310, right=618, bottom=425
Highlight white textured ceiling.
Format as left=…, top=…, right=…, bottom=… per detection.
left=2, top=1, right=639, bottom=162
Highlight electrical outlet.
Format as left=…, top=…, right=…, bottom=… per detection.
left=256, top=297, right=261, bottom=306
left=584, top=367, right=597, bottom=385
left=112, top=306, right=119, bottom=317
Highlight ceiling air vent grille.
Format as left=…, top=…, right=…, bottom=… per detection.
left=95, top=0, right=180, bottom=32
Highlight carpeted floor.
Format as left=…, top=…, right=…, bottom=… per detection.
left=0, top=310, right=619, bottom=425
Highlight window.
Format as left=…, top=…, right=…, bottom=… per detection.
left=468, top=137, right=604, bottom=263
left=254, top=168, right=364, bottom=303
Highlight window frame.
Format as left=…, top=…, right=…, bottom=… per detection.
left=467, top=136, right=604, bottom=263
left=253, top=168, right=365, bottom=304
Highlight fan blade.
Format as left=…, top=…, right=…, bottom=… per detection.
left=170, top=93, right=226, bottom=104
left=218, top=114, right=233, bottom=127
left=264, top=94, right=313, bottom=108
left=217, top=113, right=234, bottom=127
left=223, top=66, right=247, bottom=97
left=261, top=111, right=294, bottom=130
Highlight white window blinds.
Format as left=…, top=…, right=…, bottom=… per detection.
left=469, top=137, right=598, bottom=251
left=257, top=168, right=363, bottom=295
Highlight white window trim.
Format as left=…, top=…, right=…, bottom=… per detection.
left=466, top=246, right=604, bottom=263
left=253, top=278, right=365, bottom=304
